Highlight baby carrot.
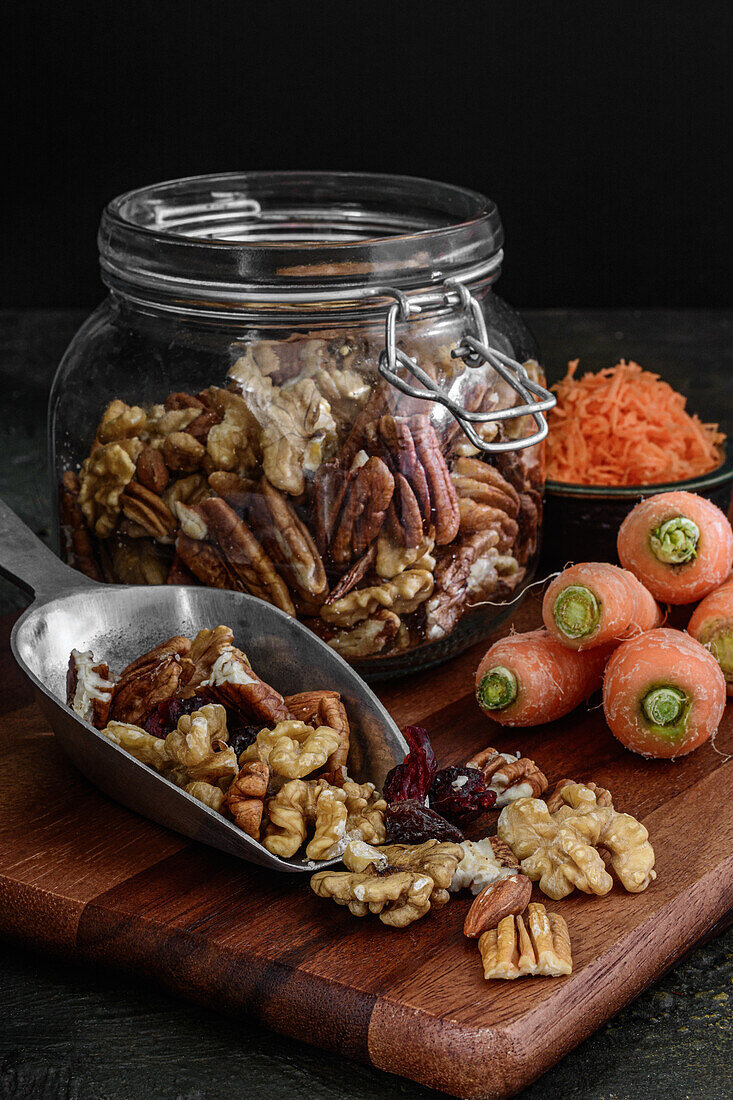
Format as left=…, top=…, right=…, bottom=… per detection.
left=542, top=562, right=661, bottom=650
left=687, top=576, right=733, bottom=695
left=475, top=628, right=614, bottom=726
left=617, top=491, right=733, bottom=604
left=603, top=627, right=726, bottom=758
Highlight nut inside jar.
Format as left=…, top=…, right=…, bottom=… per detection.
left=61, top=331, right=544, bottom=669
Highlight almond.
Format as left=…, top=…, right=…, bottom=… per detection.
left=463, top=873, right=532, bottom=938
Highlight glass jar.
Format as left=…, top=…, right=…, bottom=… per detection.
left=49, top=172, right=554, bottom=678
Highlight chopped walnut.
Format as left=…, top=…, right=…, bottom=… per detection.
left=284, top=691, right=350, bottom=772
left=163, top=431, right=206, bottom=473
left=263, top=776, right=385, bottom=859
left=161, top=473, right=209, bottom=510
left=326, top=609, right=401, bottom=658
left=466, top=747, right=548, bottom=807
left=546, top=778, right=613, bottom=815
left=498, top=783, right=656, bottom=899
left=449, top=836, right=520, bottom=895
left=262, top=777, right=331, bottom=858
left=164, top=703, right=239, bottom=783
left=320, top=569, right=434, bottom=627
left=184, top=780, right=226, bottom=812
left=479, top=903, right=572, bottom=979
left=78, top=439, right=143, bottom=538
left=96, top=399, right=147, bottom=444
left=347, top=839, right=464, bottom=909
left=310, top=866, right=435, bottom=927
left=241, top=719, right=341, bottom=780
left=144, top=404, right=201, bottom=445
left=228, top=358, right=337, bottom=494
left=375, top=526, right=436, bottom=580
left=199, top=387, right=260, bottom=474
left=102, top=721, right=168, bottom=771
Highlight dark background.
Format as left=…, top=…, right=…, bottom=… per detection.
left=3, top=0, right=732, bottom=309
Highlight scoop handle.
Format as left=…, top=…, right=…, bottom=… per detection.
left=0, top=498, right=97, bottom=602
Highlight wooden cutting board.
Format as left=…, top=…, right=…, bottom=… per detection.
left=0, top=604, right=731, bottom=1100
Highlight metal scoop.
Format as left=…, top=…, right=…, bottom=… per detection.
left=0, top=500, right=406, bottom=872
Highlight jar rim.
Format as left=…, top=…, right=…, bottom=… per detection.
left=99, top=171, right=504, bottom=311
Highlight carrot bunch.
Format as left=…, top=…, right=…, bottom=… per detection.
left=474, top=491, right=733, bottom=759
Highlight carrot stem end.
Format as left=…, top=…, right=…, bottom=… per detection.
left=641, top=686, right=688, bottom=730
left=552, top=585, right=600, bottom=639
left=649, top=516, right=699, bottom=564
left=477, top=666, right=518, bottom=711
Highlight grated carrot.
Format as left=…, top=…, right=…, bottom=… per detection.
left=545, top=359, right=725, bottom=486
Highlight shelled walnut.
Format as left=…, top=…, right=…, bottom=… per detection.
left=498, top=783, right=656, bottom=899
left=310, top=837, right=463, bottom=927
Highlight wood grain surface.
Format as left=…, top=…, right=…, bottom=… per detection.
left=0, top=598, right=731, bottom=1100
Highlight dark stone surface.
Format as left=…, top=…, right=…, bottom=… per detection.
left=0, top=309, right=731, bottom=1099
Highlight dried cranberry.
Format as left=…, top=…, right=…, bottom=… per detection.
left=144, top=690, right=217, bottom=738
left=228, top=722, right=260, bottom=759
left=382, top=725, right=438, bottom=803
left=428, top=766, right=497, bottom=823
left=384, top=799, right=463, bottom=844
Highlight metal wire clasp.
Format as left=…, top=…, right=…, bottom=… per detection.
left=376, top=279, right=556, bottom=453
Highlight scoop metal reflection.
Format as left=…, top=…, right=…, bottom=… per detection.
left=0, top=500, right=406, bottom=872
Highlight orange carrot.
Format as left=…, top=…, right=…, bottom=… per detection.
left=617, top=491, right=733, bottom=603
left=545, top=359, right=725, bottom=486
left=542, top=562, right=661, bottom=650
left=475, top=628, right=614, bottom=726
left=687, top=576, right=733, bottom=695
left=603, top=628, right=726, bottom=758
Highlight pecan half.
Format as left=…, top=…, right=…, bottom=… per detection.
left=467, top=747, right=548, bottom=806
left=205, top=644, right=294, bottom=725
left=324, top=544, right=376, bottom=603
left=409, top=416, right=460, bottom=545
left=330, top=455, right=394, bottom=566
left=120, top=481, right=177, bottom=542
left=110, top=636, right=192, bottom=725
left=175, top=497, right=295, bottom=615
left=312, top=460, right=350, bottom=555
left=451, top=457, right=520, bottom=517
left=248, top=477, right=327, bottom=601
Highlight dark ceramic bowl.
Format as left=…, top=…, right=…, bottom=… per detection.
left=542, top=451, right=733, bottom=570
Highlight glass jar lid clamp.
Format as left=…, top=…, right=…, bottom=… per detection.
left=374, top=274, right=555, bottom=453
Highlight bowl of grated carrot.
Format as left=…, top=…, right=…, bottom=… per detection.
left=542, top=359, right=732, bottom=567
